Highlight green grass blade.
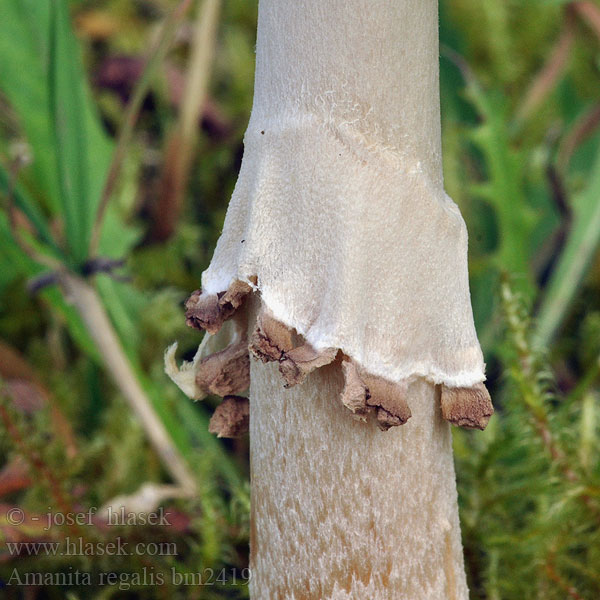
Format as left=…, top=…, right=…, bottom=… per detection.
left=0, top=0, right=113, bottom=239
left=48, top=0, right=91, bottom=265
left=0, top=163, right=63, bottom=258
left=536, top=145, right=600, bottom=345
left=0, top=0, right=59, bottom=210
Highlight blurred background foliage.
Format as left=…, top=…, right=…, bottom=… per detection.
left=0, top=0, right=598, bottom=597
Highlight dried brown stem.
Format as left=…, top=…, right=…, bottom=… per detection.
left=89, top=0, right=194, bottom=257
left=573, top=1, right=600, bottom=41
left=544, top=555, right=584, bottom=600
left=557, top=103, right=600, bottom=172
left=516, top=9, right=575, bottom=123
left=152, top=0, right=221, bottom=241
left=60, top=272, right=197, bottom=494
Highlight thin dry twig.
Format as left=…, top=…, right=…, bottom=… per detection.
left=88, top=0, right=194, bottom=257
left=152, top=0, right=222, bottom=241
left=573, top=1, right=600, bottom=41
left=557, top=103, right=600, bottom=172
left=58, top=272, right=197, bottom=495
left=544, top=555, right=585, bottom=600
left=516, top=8, right=575, bottom=123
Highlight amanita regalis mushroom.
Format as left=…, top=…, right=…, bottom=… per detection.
left=167, top=0, right=493, bottom=597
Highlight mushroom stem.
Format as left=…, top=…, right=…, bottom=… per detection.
left=240, top=1, right=473, bottom=597
left=168, top=0, right=491, bottom=596
left=250, top=362, right=468, bottom=599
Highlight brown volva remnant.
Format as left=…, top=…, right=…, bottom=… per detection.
left=208, top=395, right=250, bottom=438
left=279, top=344, right=338, bottom=387
left=180, top=279, right=492, bottom=434
left=363, top=373, right=412, bottom=430
left=185, top=291, right=222, bottom=334
left=185, top=279, right=253, bottom=334
left=339, top=359, right=412, bottom=429
left=340, top=359, right=371, bottom=421
left=195, top=340, right=250, bottom=396
left=440, top=383, right=494, bottom=430
left=249, top=309, right=294, bottom=363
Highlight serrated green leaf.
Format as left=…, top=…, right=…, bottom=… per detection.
left=465, top=84, right=537, bottom=290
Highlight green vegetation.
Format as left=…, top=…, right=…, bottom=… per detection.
left=0, top=0, right=598, bottom=597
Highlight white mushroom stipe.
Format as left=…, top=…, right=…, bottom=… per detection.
left=165, top=0, right=493, bottom=597
left=250, top=363, right=469, bottom=599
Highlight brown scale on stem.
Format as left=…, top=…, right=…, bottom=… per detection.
left=339, top=359, right=412, bottom=430
left=279, top=344, right=338, bottom=387
left=185, top=279, right=253, bottom=334
left=195, top=340, right=250, bottom=396
left=208, top=395, right=250, bottom=438
left=180, top=291, right=493, bottom=434
left=249, top=309, right=294, bottom=363
left=340, top=360, right=371, bottom=422
left=440, top=383, right=494, bottom=430
left=363, top=373, right=412, bottom=430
